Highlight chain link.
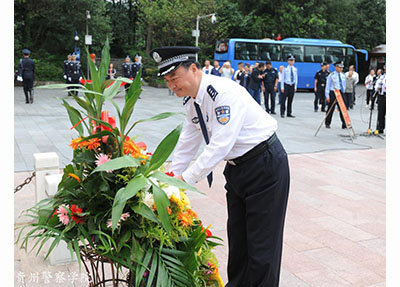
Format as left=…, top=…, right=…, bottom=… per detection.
left=14, top=172, right=36, bottom=194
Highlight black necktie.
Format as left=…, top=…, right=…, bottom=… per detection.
left=194, top=102, right=213, bottom=187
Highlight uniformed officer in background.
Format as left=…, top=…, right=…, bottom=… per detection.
left=314, top=62, right=330, bottom=112
left=150, top=46, right=290, bottom=287
left=63, top=54, right=72, bottom=96
left=17, top=49, right=35, bottom=104
left=261, top=61, right=279, bottom=114
left=375, top=65, right=386, bottom=134
left=325, top=61, right=347, bottom=129
left=131, top=55, right=142, bottom=80
left=68, top=53, right=82, bottom=96
left=122, top=56, right=132, bottom=94
left=280, top=54, right=298, bottom=118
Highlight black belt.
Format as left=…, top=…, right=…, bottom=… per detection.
left=227, top=133, right=277, bottom=166
left=284, top=83, right=294, bottom=87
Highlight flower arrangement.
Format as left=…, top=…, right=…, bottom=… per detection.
left=16, top=40, right=223, bottom=287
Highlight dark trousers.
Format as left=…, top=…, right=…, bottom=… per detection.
left=70, top=78, right=80, bottom=96
left=281, top=84, right=295, bottom=116
left=264, top=85, right=276, bottom=113
left=377, top=94, right=386, bottom=132
left=23, top=78, right=34, bottom=102
left=314, top=88, right=326, bottom=111
left=248, top=88, right=261, bottom=105
left=366, top=89, right=374, bottom=105
left=343, top=93, right=353, bottom=110
left=325, top=91, right=345, bottom=126
left=224, top=137, right=290, bottom=287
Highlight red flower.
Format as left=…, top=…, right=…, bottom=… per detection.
left=70, top=204, right=85, bottom=224
left=201, top=226, right=213, bottom=238
left=165, top=171, right=175, bottom=177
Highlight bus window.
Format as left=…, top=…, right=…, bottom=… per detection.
left=258, top=44, right=281, bottom=61
left=235, top=42, right=258, bottom=60
left=304, top=46, right=325, bottom=63
left=344, top=48, right=355, bottom=68
left=326, top=47, right=345, bottom=64
left=215, top=39, right=229, bottom=53
left=282, top=45, right=304, bottom=62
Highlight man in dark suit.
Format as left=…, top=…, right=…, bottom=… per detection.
left=248, top=62, right=265, bottom=104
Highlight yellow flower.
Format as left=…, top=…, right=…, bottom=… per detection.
left=177, top=211, right=193, bottom=228
left=180, top=191, right=191, bottom=208
left=123, top=140, right=149, bottom=159
left=170, top=194, right=184, bottom=211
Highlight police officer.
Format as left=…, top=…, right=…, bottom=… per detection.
left=150, top=46, right=290, bottom=287
left=375, top=65, right=386, bottom=134
left=325, top=61, right=347, bottom=129
left=131, top=55, right=142, bottom=80
left=63, top=54, right=72, bottom=96
left=68, top=53, right=82, bottom=96
left=314, top=62, right=330, bottom=112
left=122, top=56, right=132, bottom=94
left=262, top=61, right=279, bottom=114
left=280, top=55, right=298, bottom=118
left=17, top=49, right=35, bottom=104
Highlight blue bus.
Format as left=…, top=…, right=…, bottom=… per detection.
left=214, top=38, right=368, bottom=89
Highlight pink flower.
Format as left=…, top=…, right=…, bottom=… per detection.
left=57, top=205, right=69, bottom=225
left=106, top=212, right=130, bottom=229
left=95, top=153, right=112, bottom=173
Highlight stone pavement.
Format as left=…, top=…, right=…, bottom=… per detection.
left=14, top=83, right=386, bottom=286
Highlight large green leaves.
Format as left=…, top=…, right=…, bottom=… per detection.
left=150, top=171, right=201, bottom=194
left=145, top=123, right=183, bottom=175
left=150, top=181, right=172, bottom=234
left=91, top=155, right=140, bottom=173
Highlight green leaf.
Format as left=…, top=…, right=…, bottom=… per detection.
left=150, top=171, right=202, bottom=194
left=99, top=38, right=111, bottom=89
left=91, top=155, right=140, bottom=173
left=145, top=123, right=183, bottom=175
left=103, top=78, right=123, bottom=100
left=150, top=181, right=171, bottom=234
left=112, top=175, right=148, bottom=231
left=61, top=99, right=84, bottom=136
left=130, top=204, right=160, bottom=224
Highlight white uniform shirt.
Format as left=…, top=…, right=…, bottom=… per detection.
left=169, top=73, right=277, bottom=185
left=375, top=74, right=386, bottom=94
left=364, top=74, right=375, bottom=90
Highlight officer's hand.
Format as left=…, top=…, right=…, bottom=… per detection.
left=262, top=87, right=265, bottom=93
left=63, top=75, right=67, bottom=80
left=274, top=86, right=277, bottom=92
left=175, top=174, right=185, bottom=182
left=68, top=77, right=71, bottom=82
left=17, top=75, right=23, bottom=82
left=314, top=87, right=317, bottom=92
left=326, top=97, right=330, bottom=103
left=281, top=89, right=284, bottom=94
left=79, top=77, right=82, bottom=81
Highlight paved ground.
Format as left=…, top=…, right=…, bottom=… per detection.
left=14, top=83, right=386, bottom=286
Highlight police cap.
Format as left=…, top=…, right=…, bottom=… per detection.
left=265, top=61, right=272, bottom=65
left=22, top=49, right=31, bottom=55
left=150, top=46, right=200, bottom=77
left=287, top=54, right=295, bottom=60
left=125, top=55, right=131, bottom=60
left=334, top=61, right=344, bottom=68
left=321, top=62, right=328, bottom=66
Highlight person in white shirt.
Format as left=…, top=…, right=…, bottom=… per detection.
left=364, top=69, right=376, bottom=108
left=202, top=59, right=213, bottom=75
left=277, top=65, right=284, bottom=105
left=219, top=60, right=234, bottom=79
left=233, top=62, right=244, bottom=84
left=374, top=66, right=386, bottom=134
left=345, top=65, right=359, bottom=109
left=150, top=46, right=290, bottom=287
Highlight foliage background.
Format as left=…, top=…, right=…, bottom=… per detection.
left=14, top=0, right=386, bottom=81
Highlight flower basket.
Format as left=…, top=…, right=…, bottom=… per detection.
left=16, top=39, right=224, bottom=287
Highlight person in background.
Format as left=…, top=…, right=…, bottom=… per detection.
left=131, top=55, right=142, bottom=80
left=17, top=48, right=35, bottom=104
left=344, top=70, right=356, bottom=110
left=364, top=69, right=376, bottom=109
left=202, top=60, right=213, bottom=75
left=277, top=65, right=284, bottom=105
left=68, top=53, right=82, bottom=96
left=122, top=56, right=132, bottom=94
left=375, top=65, right=386, bottom=134
left=233, top=62, right=244, bottom=84
left=261, top=61, right=279, bottom=114
left=345, top=65, right=359, bottom=109
left=106, top=63, right=116, bottom=80
left=211, top=60, right=221, bottom=76
left=280, top=55, right=298, bottom=118
left=248, top=62, right=265, bottom=104
left=237, top=63, right=250, bottom=91
left=314, top=62, right=330, bottom=112
left=219, top=60, right=234, bottom=79
left=63, top=54, right=72, bottom=96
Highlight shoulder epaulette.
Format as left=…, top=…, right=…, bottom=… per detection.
left=206, top=85, right=218, bottom=101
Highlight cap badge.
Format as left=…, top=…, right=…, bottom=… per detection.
left=153, top=52, right=162, bottom=63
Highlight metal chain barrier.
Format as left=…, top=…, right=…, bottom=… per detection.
left=14, top=171, right=36, bottom=194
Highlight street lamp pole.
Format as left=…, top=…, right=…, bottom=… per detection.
left=194, top=13, right=216, bottom=62
left=86, top=10, right=91, bottom=80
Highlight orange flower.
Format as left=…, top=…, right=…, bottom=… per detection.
left=177, top=211, right=193, bottom=228
left=186, top=208, right=198, bottom=219
left=70, top=137, right=85, bottom=150
left=68, top=173, right=81, bottom=183
left=86, top=137, right=101, bottom=150
left=123, top=139, right=149, bottom=159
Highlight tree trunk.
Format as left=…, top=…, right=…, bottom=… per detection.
left=146, top=23, right=153, bottom=54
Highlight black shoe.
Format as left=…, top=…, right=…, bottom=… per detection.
left=321, top=109, right=326, bottom=112
left=281, top=114, right=285, bottom=118
left=314, top=109, right=318, bottom=112
left=287, top=114, right=296, bottom=118
left=271, top=112, right=276, bottom=115
left=342, top=124, right=346, bottom=129
left=25, top=101, right=29, bottom=104
left=326, top=124, right=330, bottom=128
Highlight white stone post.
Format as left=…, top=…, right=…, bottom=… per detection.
left=34, top=153, right=76, bottom=265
